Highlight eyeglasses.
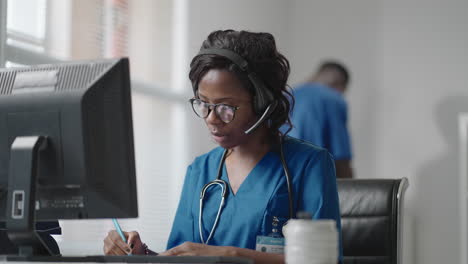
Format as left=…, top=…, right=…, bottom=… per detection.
left=189, top=98, right=240, bottom=123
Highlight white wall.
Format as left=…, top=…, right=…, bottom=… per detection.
left=284, top=1, right=468, bottom=264
left=128, top=0, right=173, bottom=87
left=379, top=1, right=468, bottom=264
left=127, top=0, right=183, bottom=252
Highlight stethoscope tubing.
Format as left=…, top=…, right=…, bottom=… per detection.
left=198, top=136, right=294, bottom=244
left=199, top=182, right=226, bottom=244
left=279, top=136, right=295, bottom=220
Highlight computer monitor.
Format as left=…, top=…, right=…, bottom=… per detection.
left=0, top=58, right=138, bottom=256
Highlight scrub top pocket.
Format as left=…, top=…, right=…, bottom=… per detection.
left=262, top=192, right=290, bottom=237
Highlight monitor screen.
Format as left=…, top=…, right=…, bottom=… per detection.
left=0, top=58, right=138, bottom=255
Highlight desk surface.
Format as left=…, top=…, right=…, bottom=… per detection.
left=1, top=255, right=253, bottom=264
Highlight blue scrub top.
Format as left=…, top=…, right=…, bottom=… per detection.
left=167, top=136, right=343, bottom=260
left=283, top=83, right=352, bottom=160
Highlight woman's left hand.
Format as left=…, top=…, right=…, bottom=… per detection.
left=159, top=242, right=236, bottom=257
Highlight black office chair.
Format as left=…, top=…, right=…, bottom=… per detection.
left=337, top=178, right=408, bottom=264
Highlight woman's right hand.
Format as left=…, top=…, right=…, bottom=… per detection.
left=103, top=230, right=145, bottom=255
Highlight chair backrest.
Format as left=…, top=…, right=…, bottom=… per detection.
left=337, top=178, right=408, bottom=264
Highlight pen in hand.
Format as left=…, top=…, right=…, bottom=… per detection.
left=112, top=218, right=132, bottom=255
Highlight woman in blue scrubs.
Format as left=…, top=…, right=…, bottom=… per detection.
left=104, top=30, right=342, bottom=264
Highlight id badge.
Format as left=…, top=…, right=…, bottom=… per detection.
left=255, top=235, right=285, bottom=254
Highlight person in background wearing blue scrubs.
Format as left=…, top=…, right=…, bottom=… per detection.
left=103, top=30, right=342, bottom=264
left=285, top=61, right=353, bottom=179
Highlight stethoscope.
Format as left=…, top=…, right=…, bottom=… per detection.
left=198, top=136, right=294, bottom=244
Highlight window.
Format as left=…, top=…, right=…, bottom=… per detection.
left=7, top=0, right=46, bottom=53
left=4, top=0, right=54, bottom=66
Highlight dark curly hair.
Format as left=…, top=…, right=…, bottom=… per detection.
left=189, top=29, right=294, bottom=138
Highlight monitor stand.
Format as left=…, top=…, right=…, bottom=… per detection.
left=6, top=135, right=54, bottom=257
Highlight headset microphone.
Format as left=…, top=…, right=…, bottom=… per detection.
left=244, top=101, right=277, bottom=135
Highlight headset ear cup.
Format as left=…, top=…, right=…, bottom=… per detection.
left=248, top=73, right=274, bottom=114
left=244, top=101, right=278, bottom=134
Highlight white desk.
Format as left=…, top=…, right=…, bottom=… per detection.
left=1, top=255, right=253, bottom=264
